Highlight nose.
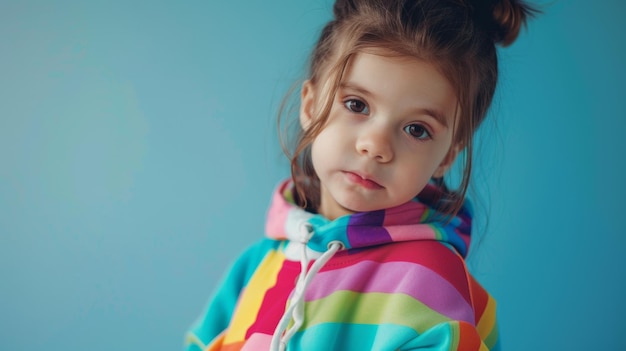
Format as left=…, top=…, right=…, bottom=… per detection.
left=356, top=125, right=393, bottom=162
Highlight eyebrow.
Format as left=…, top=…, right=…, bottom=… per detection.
left=339, top=82, right=450, bottom=128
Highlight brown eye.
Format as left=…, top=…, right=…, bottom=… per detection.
left=404, top=124, right=431, bottom=140
left=344, top=99, right=369, bottom=114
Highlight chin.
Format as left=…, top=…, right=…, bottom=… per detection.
left=338, top=200, right=384, bottom=214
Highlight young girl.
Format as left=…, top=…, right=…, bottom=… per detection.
left=186, top=0, right=535, bottom=350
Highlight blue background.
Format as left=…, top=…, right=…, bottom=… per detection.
left=1, top=0, right=624, bottom=350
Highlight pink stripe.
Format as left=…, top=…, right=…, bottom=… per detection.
left=265, top=182, right=291, bottom=239
left=304, top=260, right=474, bottom=323
left=241, top=333, right=271, bottom=351
left=383, top=202, right=426, bottom=226
left=386, top=225, right=437, bottom=242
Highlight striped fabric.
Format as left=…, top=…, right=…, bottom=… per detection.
left=185, top=180, right=499, bottom=350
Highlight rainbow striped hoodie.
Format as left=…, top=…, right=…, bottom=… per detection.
left=185, top=180, right=499, bottom=350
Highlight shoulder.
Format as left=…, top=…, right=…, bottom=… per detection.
left=333, top=240, right=470, bottom=290
left=391, top=240, right=475, bottom=313
left=226, top=238, right=285, bottom=285
left=383, top=240, right=496, bottom=329
left=323, top=240, right=476, bottom=322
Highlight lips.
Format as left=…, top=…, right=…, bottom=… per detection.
left=343, top=171, right=383, bottom=189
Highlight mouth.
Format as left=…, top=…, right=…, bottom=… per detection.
left=343, top=171, right=383, bottom=189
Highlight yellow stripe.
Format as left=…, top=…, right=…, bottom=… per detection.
left=223, top=249, right=286, bottom=344
left=476, top=295, right=497, bottom=343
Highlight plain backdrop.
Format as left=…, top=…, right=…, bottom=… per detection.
left=1, top=0, right=624, bottom=350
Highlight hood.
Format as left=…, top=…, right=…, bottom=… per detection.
left=265, top=179, right=473, bottom=258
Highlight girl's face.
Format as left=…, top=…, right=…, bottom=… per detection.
left=301, top=52, right=459, bottom=220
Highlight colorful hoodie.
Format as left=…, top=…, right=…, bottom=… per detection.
left=185, top=180, right=499, bottom=351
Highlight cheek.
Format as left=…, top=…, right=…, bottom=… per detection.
left=312, top=125, right=346, bottom=153
left=394, top=150, right=443, bottom=187
left=422, top=138, right=455, bottom=170
left=310, top=131, right=335, bottom=171
left=398, top=164, right=432, bottom=189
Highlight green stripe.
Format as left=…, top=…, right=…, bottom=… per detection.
left=302, top=291, right=451, bottom=333
left=448, top=321, right=460, bottom=350
left=432, top=224, right=445, bottom=240
left=485, top=321, right=499, bottom=348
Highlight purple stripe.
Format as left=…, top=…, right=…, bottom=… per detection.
left=347, top=210, right=391, bottom=248
left=304, top=260, right=474, bottom=323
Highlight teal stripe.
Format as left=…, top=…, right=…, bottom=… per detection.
left=291, top=323, right=419, bottom=351
left=289, top=323, right=458, bottom=350
left=308, top=215, right=351, bottom=250
left=187, top=238, right=280, bottom=346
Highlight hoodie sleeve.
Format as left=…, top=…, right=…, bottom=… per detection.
left=397, top=320, right=498, bottom=351
left=469, top=274, right=500, bottom=350
left=400, top=263, right=500, bottom=351
left=386, top=241, right=500, bottom=351
left=184, top=238, right=280, bottom=351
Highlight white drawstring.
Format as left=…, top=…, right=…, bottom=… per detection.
left=269, top=223, right=343, bottom=351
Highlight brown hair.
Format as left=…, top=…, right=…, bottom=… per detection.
left=280, top=0, right=538, bottom=215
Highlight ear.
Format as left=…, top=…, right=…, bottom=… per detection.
left=299, top=80, right=316, bottom=130
left=433, top=144, right=461, bottom=178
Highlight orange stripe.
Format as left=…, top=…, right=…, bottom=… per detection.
left=219, top=341, right=245, bottom=351
left=203, top=332, right=225, bottom=351
left=457, top=321, right=482, bottom=351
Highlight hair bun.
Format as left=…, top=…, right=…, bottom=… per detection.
left=489, top=0, right=539, bottom=47
left=333, top=0, right=359, bottom=20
